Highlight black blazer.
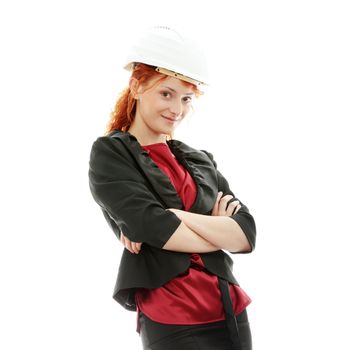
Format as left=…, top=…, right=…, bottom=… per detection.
left=88, top=129, right=256, bottom=311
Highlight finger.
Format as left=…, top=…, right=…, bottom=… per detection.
left=211, top=202, right=218, bottom=216
left=136, top=242, right=143, bottom=252
left=226, top=201, right=237, bottom=216
left=227, top=200, right=240, bottom=216
left=132, top=242, right=142, bottom=254
left=131, top=242, right=136, bottom=254
left=131, top=241, right=140, bottom=254
left=233, top=204, right=242, bottom=214
left=124, top=237, right=133, bottom=254
left=211, top=191, right=223, bottom=216
left=218, top=195, right=234, bottom=215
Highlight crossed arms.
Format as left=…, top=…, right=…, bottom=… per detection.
left=89, top=138, right=256, bottom=256
left=121, top=191, right=252, bottom=254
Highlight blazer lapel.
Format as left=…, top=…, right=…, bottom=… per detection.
left=168, top=140, right=218, bottom=214
left=112, top=131, right=184, bottom=210
left=109, top=130, right=217, bottom=214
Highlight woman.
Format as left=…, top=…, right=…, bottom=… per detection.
left=88, top=26, right=256, bottom=350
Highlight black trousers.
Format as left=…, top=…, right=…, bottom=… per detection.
left=139, top=309, right=252, bottom=350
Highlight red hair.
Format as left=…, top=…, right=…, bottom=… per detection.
left=105, top=63, right=202, bottom=137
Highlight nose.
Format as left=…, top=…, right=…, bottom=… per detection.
left=169, top=98, right=183, bottom=117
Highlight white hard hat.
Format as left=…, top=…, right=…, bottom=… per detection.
left=124, top=26, right=209, bottom=86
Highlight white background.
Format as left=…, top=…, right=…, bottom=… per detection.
left=1, top=0, right=349, bottom=349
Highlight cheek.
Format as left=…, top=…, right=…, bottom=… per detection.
left=152, top=98, right=169, bottom=111
left=144, top=94, right=165, bottom=110
left=140, top=100, right=165, bottom=123
left=183, top=104, right=192, bottom=116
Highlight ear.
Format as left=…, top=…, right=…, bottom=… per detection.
left=129, top=77, right=140, bottom=99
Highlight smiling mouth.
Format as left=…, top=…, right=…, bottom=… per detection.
left=162, top=115, right=180, bottom=122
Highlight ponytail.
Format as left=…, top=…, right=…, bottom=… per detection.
left=105, top=87, right=136, bottom=134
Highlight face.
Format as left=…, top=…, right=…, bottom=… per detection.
left=130, top=76, right=195, bottom=143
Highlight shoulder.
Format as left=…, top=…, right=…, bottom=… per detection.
left=90, top=130, right=133, bottom=156
left=91, top=129, right=124, bottom=147
left=89, top=131, right=136, bottom=172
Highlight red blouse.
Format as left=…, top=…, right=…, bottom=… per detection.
left=135, top=142, right=251, bottom=329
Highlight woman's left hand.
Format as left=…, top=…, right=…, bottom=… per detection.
left=120, top=231, right=143, bottom=254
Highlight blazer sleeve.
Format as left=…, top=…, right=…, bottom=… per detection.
left=201, top=150, right=256, bottom=253
left=88, top=137, right=182, bottom=248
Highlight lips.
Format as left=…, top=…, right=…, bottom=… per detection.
left=162, top=115, right=180, bottom=122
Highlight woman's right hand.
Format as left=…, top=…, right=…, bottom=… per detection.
left=120, top=231, right=143, bottom=254
left=211, top=191, right=241, bottom=217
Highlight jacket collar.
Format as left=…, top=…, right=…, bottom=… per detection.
left=108, top=130, right=217, bottom=214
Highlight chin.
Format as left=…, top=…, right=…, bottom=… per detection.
left=157, top=126, right=177, bottom=134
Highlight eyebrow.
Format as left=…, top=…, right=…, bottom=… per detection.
left=161, top=85, right=194, bottom=95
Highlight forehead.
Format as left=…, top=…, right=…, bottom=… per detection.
left=155, top=76, right=194, bottom=94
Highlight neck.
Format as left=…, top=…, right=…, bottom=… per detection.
left=128, top=124, right=168, bottom=146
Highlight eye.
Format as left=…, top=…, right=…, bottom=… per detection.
left=160, top=91, right=171, bottom=98
left=183, top=96, right=193, bottom=103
